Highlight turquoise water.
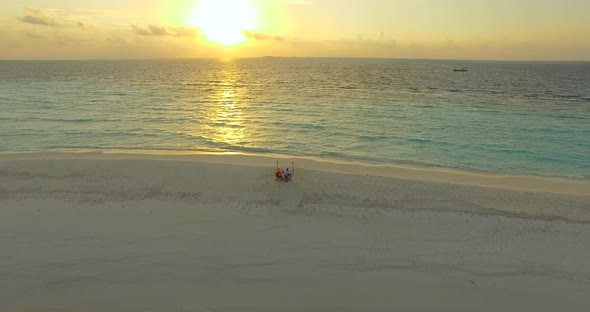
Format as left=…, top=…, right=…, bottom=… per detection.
left=1, top=58, right=589, bottom=179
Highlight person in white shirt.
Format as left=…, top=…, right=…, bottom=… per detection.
left=283, top=168, right=292, bottom=181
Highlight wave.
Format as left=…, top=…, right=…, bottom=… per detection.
left=553, top=115, right=587, bottom=120
left=9, top=117, right=117, bottom=123
left=556, top=94, right=582, bottom=99
left=210, top=122, right=243, bottom=129
left=407, top=138, right=434, bottom=144
left=288, top=123, right=325, bottom=130
left=548, top=94, right=590, bottom=102
left=359, top=135, right=390, bottom=142
left=490, top=148, right=537, bottom=156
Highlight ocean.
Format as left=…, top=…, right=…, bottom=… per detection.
left=1, top=58, right=589, bottom=180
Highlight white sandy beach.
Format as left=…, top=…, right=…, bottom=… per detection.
left=1, top=152, right=589, bottom=312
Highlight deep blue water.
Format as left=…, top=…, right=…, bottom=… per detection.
left=1, top=58, right=589, bottom=179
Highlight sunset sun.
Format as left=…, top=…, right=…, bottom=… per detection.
left=192, top=0, right=256, bottom=46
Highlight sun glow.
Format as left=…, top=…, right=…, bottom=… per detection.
left=192, top=0, right=256, bottom=46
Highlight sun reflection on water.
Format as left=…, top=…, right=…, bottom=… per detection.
left=202, top=62, right=249, bottom=147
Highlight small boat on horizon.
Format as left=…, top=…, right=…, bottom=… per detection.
left=454, top=67, right=468, bottom=72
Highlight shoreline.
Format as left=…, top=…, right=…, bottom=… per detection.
left=1, top=150, right=588, bottom=197
left=1, top=148, right=587, bottom=183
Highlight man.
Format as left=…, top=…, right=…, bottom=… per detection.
left=283, top=168, right=292, bottom=181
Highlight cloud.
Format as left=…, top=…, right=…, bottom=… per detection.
left=241, top=30, right=285, bottom=42
left=17, top=8, right=99, bottom=30
left=149, top=25, right=170, bottom=36
left=131, top=25, right=199, bottom=39
left=18, top=8, right=59, bottom=27
left=76, top=22, right=97, bottom=31
left=173, top=27, right=199, bottom=38
left=131, top=25, right=155, bottom=36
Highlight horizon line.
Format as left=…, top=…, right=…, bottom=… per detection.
left=1, top=56, right=590, bottom=63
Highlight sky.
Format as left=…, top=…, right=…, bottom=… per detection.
left=1, top=0, right=589, bottom=60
